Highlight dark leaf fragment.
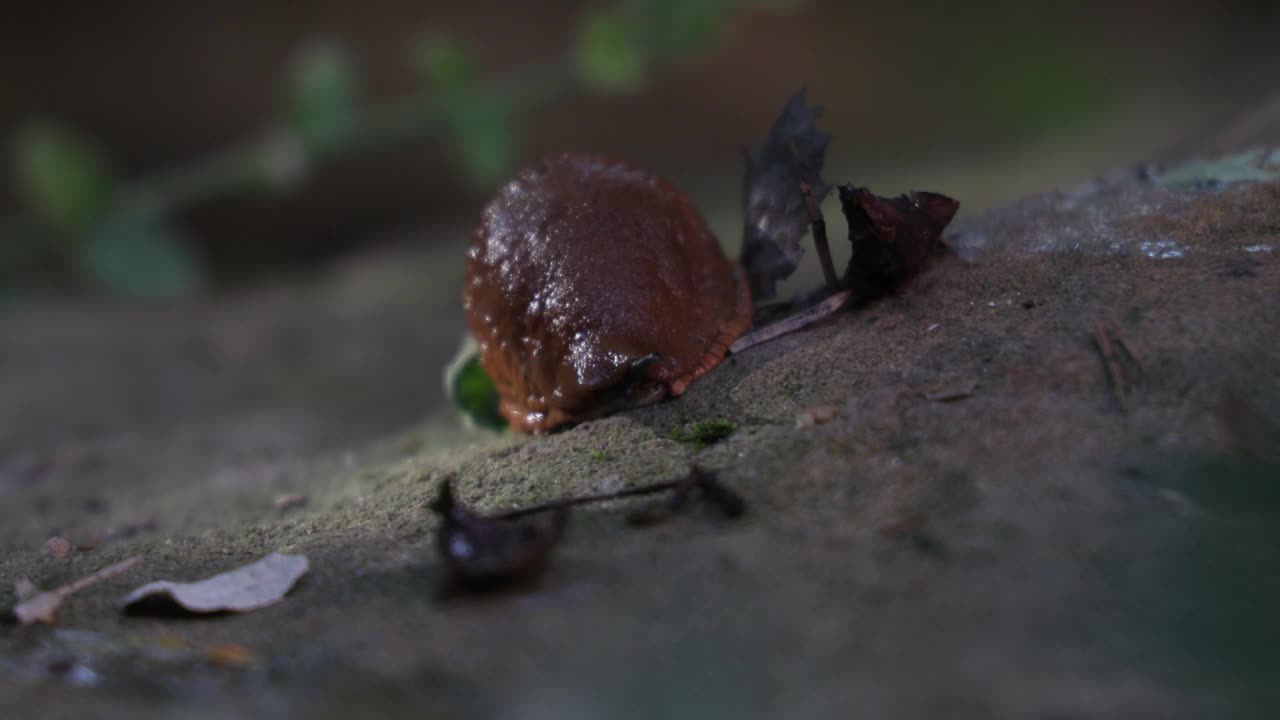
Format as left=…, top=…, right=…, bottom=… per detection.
left=430, top=480, right=568, bottom=596
left=741, top=89, right=832, bottom=300
left=839, top=186, right=959, bottom=298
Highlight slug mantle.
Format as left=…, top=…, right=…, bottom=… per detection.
left=464, top=153, right=752, bottom=433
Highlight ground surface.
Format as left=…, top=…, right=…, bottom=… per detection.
left=1, top=109, right=1278, bottom=719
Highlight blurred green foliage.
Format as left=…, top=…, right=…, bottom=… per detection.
left=289, top=43, right=359, bottom=154
left=415, top=34, right=514, bottom=186
left=81, top=206, right=205, bottom=300
left=0, top=0, right=793, bottom=301
left=576, top=9, right=648, bottom=92
left=13, top=123, right=112, bottom=232
left=1151, top=147, right=1280, bottom=189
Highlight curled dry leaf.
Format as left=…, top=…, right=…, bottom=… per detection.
left=839, top=186, right=959, bottom=298
left=741, top=89, right=832, bottom=301
left=120, top=553, right=308, bottom=615
left=4, top=556, right=143, bottom=626
left=431, top=480, right=568, bottom=596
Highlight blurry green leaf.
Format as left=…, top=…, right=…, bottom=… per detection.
left=444, top=334, right=506, bottom=430
left=1150, top=148, right=1280, bottom=190
left=921, top=5, right=1111, bottom=137
left=410, top=33, right=511, bottom=184
left=412, top=33, right=476, bottom=98
left=252, top=132, right=310, bottom=192
left=575, top=9, right=648, bottom=92
left=80, top=208, right=204, bottom=300
left=12, top=123, right=112, bottom=231
left=635, top=0, right=731, bottom=57
left=289, top=43, right=358, bottom=152
left=450, top=93, right=515, bottom=186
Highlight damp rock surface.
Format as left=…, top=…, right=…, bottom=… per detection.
left=2, top=141, right=1279, bottom=716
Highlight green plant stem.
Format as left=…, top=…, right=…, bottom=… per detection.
left=1, top=55, right=587, bottom=239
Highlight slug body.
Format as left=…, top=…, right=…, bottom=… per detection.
left=465, top=154, right=752, bottom=433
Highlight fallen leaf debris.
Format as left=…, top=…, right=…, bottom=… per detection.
left=838, top=186, right=959, bottom=298
left=741, top=88, right=833, bottom=301
left=432, top=467, right=748, bottom=595
left=733, top=90, right=961, bottom=355
left=120, top=553, right=309, bottom=616
left=431, top=480, right=569, bottom=596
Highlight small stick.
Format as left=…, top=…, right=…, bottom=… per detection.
left=1114, top=334, right=1145, bottom=375
left=730, top=290, right=854, bottom=355
left=801, top=181, right=839, bottom=290
left=494, top=481, right=681, bottom=520
left=6, top=555, right=142, bottom=625
left=58, top=556, right=143, bottom=596
left=1092, top=323, right=1128, bottom=413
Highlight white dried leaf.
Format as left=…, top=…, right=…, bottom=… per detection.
left=120, top=553, right=308, bottom=615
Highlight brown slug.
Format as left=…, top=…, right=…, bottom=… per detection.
left=464, top=153, right=752, bottom=433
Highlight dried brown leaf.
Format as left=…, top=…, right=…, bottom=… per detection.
left=431, top=481, right=567, bottom=596
left=840, top=186, right=959, bottom=297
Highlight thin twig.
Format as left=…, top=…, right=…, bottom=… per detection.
left=7, top=555, right=143, bottom=625
left=58, top=556, right=143, bottom=596
left=801, top=181, right=839, bottom=290
left=1092, top=323, right=1128, bottom=413
left=1114, top=334, right=1145, bottom=375
left=494, top=481, right=682, bottom=520
left=729, top=289, right=854, bottom=355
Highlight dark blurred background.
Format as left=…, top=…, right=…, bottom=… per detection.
left=2, top=0, right=1278, bottom=299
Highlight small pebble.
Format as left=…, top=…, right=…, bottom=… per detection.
left=274, top=493, right=307, bottom=513
left=43, top=536, right=72, bottom=559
